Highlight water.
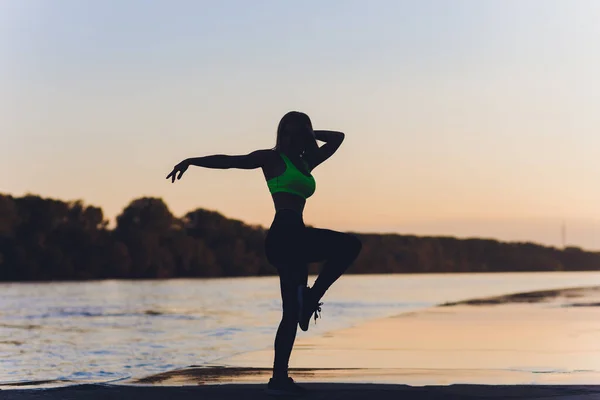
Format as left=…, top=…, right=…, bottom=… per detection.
left=1, top=271, right=600, bottom=386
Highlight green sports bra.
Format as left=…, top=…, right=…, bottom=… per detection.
left=267, top=152, right=316, bottom=199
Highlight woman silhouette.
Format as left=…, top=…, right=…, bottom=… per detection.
left=166, top=111, right=362, bottom=396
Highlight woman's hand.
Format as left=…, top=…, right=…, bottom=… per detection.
left=166, top=159, right=190, bottom=183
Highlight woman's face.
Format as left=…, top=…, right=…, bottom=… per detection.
left=284, top=122, right=314, bottom=154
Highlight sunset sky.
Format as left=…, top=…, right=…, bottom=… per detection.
left=2, top=1, right=600, bottom=249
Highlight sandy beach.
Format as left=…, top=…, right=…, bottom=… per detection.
left=4, top=285, right=600, bottom=399
left=125, top=285, right=600, bottom=386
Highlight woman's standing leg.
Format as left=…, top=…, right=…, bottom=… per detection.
left=264, top=210, right=308, bottom=385
left=272, top=262, right=307, bottom=378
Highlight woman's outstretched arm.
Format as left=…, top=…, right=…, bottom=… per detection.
left=166, top=149, right=274, bottom=183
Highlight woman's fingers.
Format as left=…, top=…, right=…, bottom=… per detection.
left=166, top=168, right=178, bottom=183
left=167, top=161, right=188, bottom=183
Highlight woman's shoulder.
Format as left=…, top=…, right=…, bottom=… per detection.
left=253, top=149, right=284, bottom=173
left=257, top=148, right=281, bottom=163
left=247, top=148, right=279, bottom=161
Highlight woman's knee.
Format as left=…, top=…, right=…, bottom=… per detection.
left=342, top=234, right=362, bottom=259
left=281, top=292, right=300, bottom=321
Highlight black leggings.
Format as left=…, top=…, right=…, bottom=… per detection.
left=265, top=209, right=362, bottom=378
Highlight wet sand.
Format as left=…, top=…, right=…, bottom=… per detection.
left=4, top=286, right=600, bottom=398
left=3, top=383, right=600, bottom=400
left=141, top=285, right=599, bottom=386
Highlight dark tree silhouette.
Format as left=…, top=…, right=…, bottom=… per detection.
left=0, top=192, right=598, bottom=281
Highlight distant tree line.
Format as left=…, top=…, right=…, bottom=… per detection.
left=0, top=193, right=598, bottom=281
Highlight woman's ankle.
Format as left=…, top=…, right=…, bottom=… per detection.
left=310, top=283, right=326, bottom=302
left=272, top=368, right=288, bottom=380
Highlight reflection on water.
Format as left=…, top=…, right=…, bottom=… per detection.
left=1, top=272, right=600, bottom=386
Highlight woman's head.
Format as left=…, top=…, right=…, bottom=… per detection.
left=275, top=111, right=315, bottom=156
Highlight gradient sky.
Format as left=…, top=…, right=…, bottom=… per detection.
left=2, top=0, right=600, bottom=249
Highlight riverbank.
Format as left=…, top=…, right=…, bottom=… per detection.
left=129, top=285, right=600, bottom=386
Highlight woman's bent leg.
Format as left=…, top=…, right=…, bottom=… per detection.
left=303, top=228, right=362, bottom=300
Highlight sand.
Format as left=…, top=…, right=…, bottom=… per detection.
left=127, top=285, right=600, bottom=386
left=3, top=383, right=600, bottom=400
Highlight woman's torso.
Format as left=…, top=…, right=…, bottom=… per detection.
left=262, top=150, right=314, bottom=215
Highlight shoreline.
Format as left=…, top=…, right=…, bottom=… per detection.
left=1, top=270, right=598, bottom=285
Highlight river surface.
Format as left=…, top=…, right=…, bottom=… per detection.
left=1, top=271, right=600, bottom=386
